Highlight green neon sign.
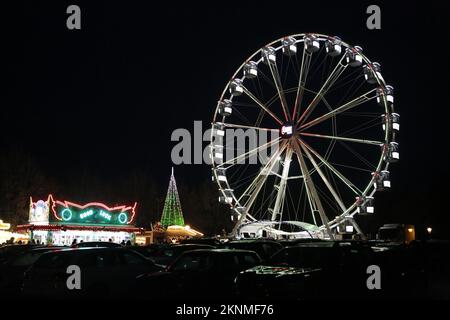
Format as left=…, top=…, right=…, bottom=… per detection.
left=118, top=212, right=128, bottom=224
left=53, top=204, right=132, bottom=226
left=61, top=209, right=73, bottom=221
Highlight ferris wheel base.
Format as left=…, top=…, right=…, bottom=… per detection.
left=234, top=220, right=331, bottom=240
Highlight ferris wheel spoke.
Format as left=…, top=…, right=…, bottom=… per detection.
left=330, top=162, right=373, bottom=173
left=297, top=55, right=347, bottom=126
left=232, top=143, right=287, bottom=235
left=216, top=136, right=281, bottom=168
left=237, top=142, right=287, bottom=205
left=292, top=140, right=334, bottom=238
left=267, top=63, right=291, bottom=122
left=299, top=88, right=378, bottom=131
left=327, top=69, right=363, bottom=94
left=270, top=148, right=294, bottom=221
left=337, top=141, right=376, bottom=170
left=300, top=138, right=362, bottom=195
left=299, top=142, right=346, bottom=212
left=241, top=85, right=284, bottom=125
left=222, top=122, right=279, bottom=132
left=293, top=149, right=316, bottom=225
left=292, top=48, right=312, bottom=121
left=300, top=132, right=383, bottom=146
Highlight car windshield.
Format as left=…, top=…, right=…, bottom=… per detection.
left=171, top=254, right=214, bottom=272
left=8, top=251, right=48, bottom=267
left=162, top=248, right=175, bottom=257
left=268, top=247, right=338, bottom=268
left=119, top=251, right=146, bottom=265
left=34, top=252, right=71, bottom=269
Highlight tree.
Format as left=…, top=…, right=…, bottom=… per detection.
left=160, top=167, right=185, bottom=228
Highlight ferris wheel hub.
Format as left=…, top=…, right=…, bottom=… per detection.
left=280, top=123, right=294, bottom=138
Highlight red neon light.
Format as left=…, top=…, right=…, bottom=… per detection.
left=48, top=194, right=137, bottom=224
left=49, top=195, right=62, bottom=221
left=17, top=224, right=143, bottom=233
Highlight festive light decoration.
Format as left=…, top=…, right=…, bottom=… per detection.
left=166, top=225, right=204, bottom=237
left=0, top=219, right=11, bottom=230
left=80, top=209, right=94, bottom=219
left=99, top=210, right=112, bottom=221
left=160, top=167, right=185, bottom=228
left=47, top=195, right=136, bottom=225
left=16, top=224, right=142, bottom=233
left=118, top=212, right=128, bottom=224
left=26, top=196, right=139, bottom=246
left=29, top=196, right=51, bottom=224
left=61, top=208, right=73, bottom=221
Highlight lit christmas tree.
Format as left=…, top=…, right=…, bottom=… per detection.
left=160, top=167, right=185, bottom=228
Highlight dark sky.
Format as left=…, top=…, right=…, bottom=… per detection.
left=4, top=1, right=450, bottom=236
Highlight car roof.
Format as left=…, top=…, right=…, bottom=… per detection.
left=170, top=244, right=215, bottom=248
left=76, top=241, right=121, bottom=245
left=227, top=239, right=281, bottom=245
left=287, top=242, right=336, bottom=248
left=182, top=248, right=259, bottom=254
left=29, top=246, right=67, bottom=252
left=44, top=247, right=131, bottom=254
left=285, top=241, right=371, bottom=249
left=0, top=244, right=43, bottom=250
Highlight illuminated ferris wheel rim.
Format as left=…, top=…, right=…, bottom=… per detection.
left=214, top=33, right=386, bottom=106
left=210, top=33, right=399, bottom=238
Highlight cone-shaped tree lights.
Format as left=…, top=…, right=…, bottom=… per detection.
left=160, top=167, right=185, bottom=228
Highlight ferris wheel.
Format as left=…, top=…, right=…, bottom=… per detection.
left=210, top=33, right=399, bottom=240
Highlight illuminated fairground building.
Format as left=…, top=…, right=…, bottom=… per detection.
left=17, top=195, right=143, bottom=245
left=1, top=219, right=29, bottom=243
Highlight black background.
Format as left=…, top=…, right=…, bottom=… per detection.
left=3, top=0, right=450, bottom=237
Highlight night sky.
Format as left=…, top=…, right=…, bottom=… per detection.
left=3, top=1, right=450, bottom=237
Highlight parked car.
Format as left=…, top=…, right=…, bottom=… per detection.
left=0, top=246, right=65, bottom=296
left=71, top=241, right=123, bottom=248
left=220, top=239, right=283, bottom=261
left=136, top=249, right=261, bottom=300
left=180, top=237, right=222, bottom=246
left=22, top=247, right=161, bottom=298
left=235, top=241, right=376, bottom=300
left=277, top=238, right=325, bottom=247
left=128, top=243, right=171, bottom=258
left=0, top=244, right=43, bottom=265
left=148, top=244, right=215, bottom=267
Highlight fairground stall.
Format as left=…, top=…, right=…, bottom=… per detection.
left=0, top=219, right=29, bottom=244
left=17, top=195, right=142, bottom=245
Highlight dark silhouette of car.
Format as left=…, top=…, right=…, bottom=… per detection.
left=277, top=238, right=326, bottom=247
left=128, top=243, right=171, bottom=258
left=235, top=241, right=375, bottom=300
left=22, top=247, right=161, bottom=298
left=147, top=244, right=216, bottom=267
left=136, top=249, right=261, bottom=300
left=0, top=246, right=65, bottom=296
left=71, top=241, right=123, bottom=248
left=0, top=244, right=44, bottom=265
left=220, top=239, right=283, bottom=261
left=180, top=237, right=222, bottom=246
